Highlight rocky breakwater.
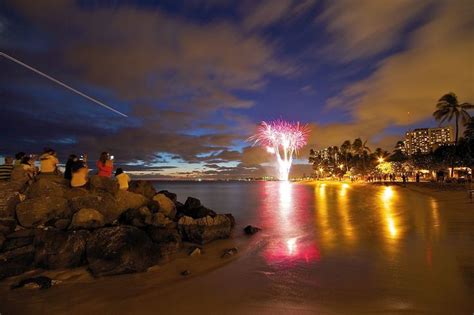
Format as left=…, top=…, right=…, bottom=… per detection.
left=0, top=177, right=235, bottom=280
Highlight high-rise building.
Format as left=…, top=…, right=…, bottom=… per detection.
left=404, top=126, right=454, bottom=155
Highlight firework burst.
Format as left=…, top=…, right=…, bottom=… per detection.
left=249, top=120, right=310, bottom=181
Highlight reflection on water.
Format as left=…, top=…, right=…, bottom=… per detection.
left=153, top=181, right=473, bottom=313
left=262, top=182, right=320, bottom=265
left=381, top=186, right=398, bottom=239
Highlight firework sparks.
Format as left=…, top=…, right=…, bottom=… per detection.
left=249, top=120, right=310, bottom=181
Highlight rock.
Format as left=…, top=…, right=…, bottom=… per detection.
left=157, top=239, right=181, bottom=262
left=0, top=245, right=35, bottom=280
left=152, top=194, right=176, bottom=218
left=157, top=190, right=177, bottom=203
left=129, top=180, right=157, bottom=199
left=181, top=270, right=190, bottom=276
left=225, top=214, right=236, bottom=228
left=11, top=276, right=56, bottom=290
left=16, top=196, right=70, bottom=228
left=34, top=228, right=90, bottom=269
left=0, top=233, right=5, bottom=250
left=119, top=206, right=153, bottom=227
left=116, top=190, right=148, bottom=214
left=64, top=187, right=90, bottom=200
left=0, top=182, right=21, bottom=218
left=149, top=212, right=172, bottom=227
left=69, top=193, right=120, bottom=223
left=70, top=208, right=105, bottom=230
left=189, top=247, right=201, bottom=257
left=8, top=168, right=31, bottom=192
left=184, top=197, right=201, bottom=209
left=26, top=177, right=68, bottom=199
left=146, top=225, right=180, bottom=243
left=6, top=229, right=35, bottom=239
left=89, top=175, right=119, bottom=196
left=86, top=226, right=158, bottom=277
left=178, top=214, right=233, bottom=244
left=145, top=225, right=181, bottom=262
left=54, top=219, right=71, bottom=230
left=180, top=197, right=216, bottom=219
left=244, top=225, right=261, bottom=235
left=0, top=218, right=17, bottom=235
left=221, top=247, right=238, bottom=258
left=2, top=233, right=34, bottom=252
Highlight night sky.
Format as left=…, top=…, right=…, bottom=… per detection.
left=0, top=0, right=472, bottom=178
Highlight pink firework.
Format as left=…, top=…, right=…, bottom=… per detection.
left=250, top=120, right=310, bottom=180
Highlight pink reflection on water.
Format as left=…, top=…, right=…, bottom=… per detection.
left=259, top=182, right=320, bottom=266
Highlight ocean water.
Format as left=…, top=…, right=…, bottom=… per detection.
left=153, top=181, right=474, bottom=314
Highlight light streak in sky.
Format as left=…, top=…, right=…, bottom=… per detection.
left=0, top=51, right=128, bottom=117
left=250, top=120, right=309, bottom=181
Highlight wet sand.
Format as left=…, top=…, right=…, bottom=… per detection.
left=1, top=181, right=473, bottom=314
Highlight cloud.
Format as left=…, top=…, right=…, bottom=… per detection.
left=241, top=0, right=317, bottom=31
left=319, top=0, right=432, bottom=60
left=313, top=0, right=474, bottom=150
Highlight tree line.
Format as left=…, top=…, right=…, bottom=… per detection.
left=309, top=92, right=473, bottom=178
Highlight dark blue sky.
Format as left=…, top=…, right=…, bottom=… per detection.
left=0, top=0, right=472, bottom=178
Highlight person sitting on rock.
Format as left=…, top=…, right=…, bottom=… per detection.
left=0, top=156, right=14, bottom=181
left=14, top=152, right=26, bottom=166
left=97, top=152, right=113, bottom=177
left=39, top=148, right=59, bottom=175
left=115, top=168, right=130, bottom=190
left=10, top=155, right=37, bottom=185
left=71, top=160, right=89, bottom=188
left=64, top=154, right=78, bottom=180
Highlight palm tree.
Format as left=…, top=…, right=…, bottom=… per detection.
left=433, top=92, right=473, bottom=144
left=341, top=140, right=351, bottom=171
left=464, top=117, right=474, bottom=140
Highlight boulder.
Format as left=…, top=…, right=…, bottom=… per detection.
left=116, top=190, right=148, bottom=213
left=146, top=225, right=180, bottom=244
left=0, top=245, right=35, bottom=280
left=180, top=197, right=216, bottom=219
left=152, top=194, right=176, bottom=218
left=9, top=168, right=31, bottom=192
left=34, top=228, right=90, bottom=269
left=16, top=196, right=70, bottom=228
left=69, top=193, right=120, bottom=223
left=225, top=213, right=236, bottom=228
left=64, top=187, right=90, bottom=200
left=26, top=177, right=68, bottom=199
left=244, top=225, right=261, bottom=235
left=119, top=206, right=153, bottom=227
left=146, top=226, right=181, bottom=262
left=150, top=212, right=173, bottom=227
left=70, top=208, right=105, bottom=230
left=0, top=182, right=21, bottom=218
left=129, top=180, right=156, bottom=199
left=178, top=214, right=233, bottom=244
left=54, top=219, right=71, bottom=230
left=86, top=226, right=158, bottom=277
left=0, top=218, right=17, bottom=235
left=2, top=234, right=34, bottom=252
left=0, top=233, right=5, bottom=250
left=89, top=175, right=119, bottom=196
left=157, top=190, right=177, bottom=203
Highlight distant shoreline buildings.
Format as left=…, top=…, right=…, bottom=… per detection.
left=403, top=126, right=454, bottom=155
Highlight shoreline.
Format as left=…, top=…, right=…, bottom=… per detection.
left=0, top=229, right=259, bottom=314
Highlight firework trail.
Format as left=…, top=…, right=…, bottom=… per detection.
left=249, top=120, right=310, bottom=181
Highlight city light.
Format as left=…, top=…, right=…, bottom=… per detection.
left=250, top=120, right=309, bottom=181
